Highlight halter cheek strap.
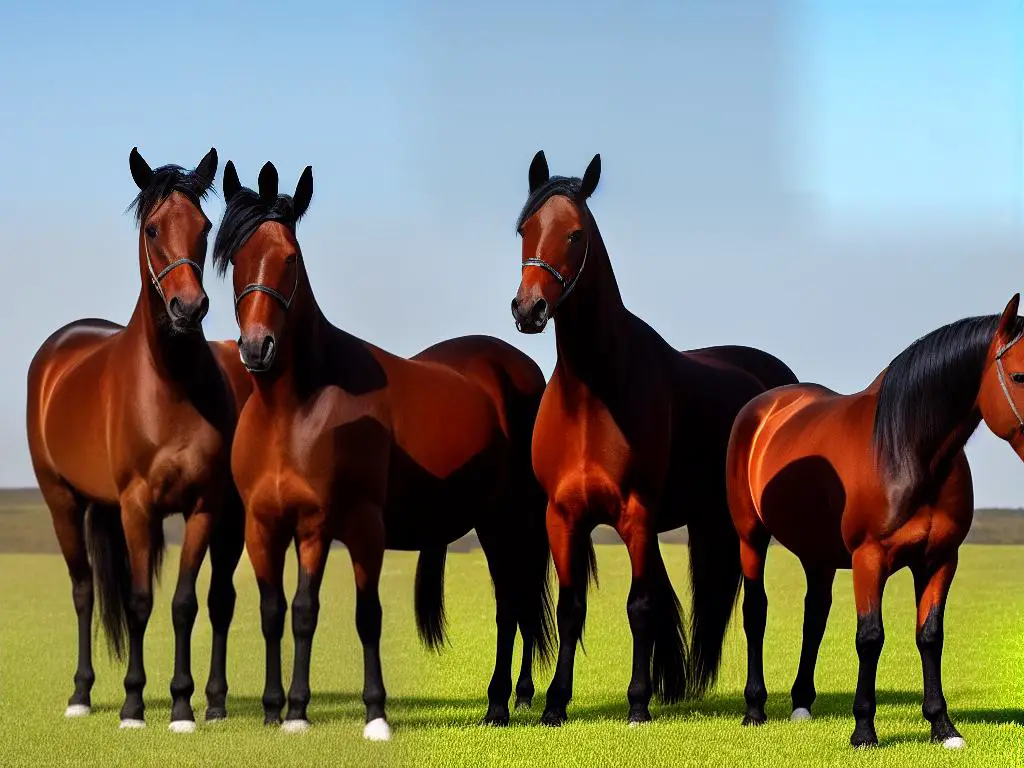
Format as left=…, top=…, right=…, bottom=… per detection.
left=993, top=333, right=1024, bottom=432
left=521, top=235, right=589, bottom=310
left=144, top=238, right=204, bottom=304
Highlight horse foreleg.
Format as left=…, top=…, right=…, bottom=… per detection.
left=246, top=511, right=289, bottom=726
left=912, top=554, right=964, bottom=749
left=204, top=500, right=244, bottom=722
left=118, top=491, right=157, bottom=729
left=168, top=507, right=214, bottom=732
left=283, top=526, right=330, bottom=731
left=541, top=502, right=590, bottom=727
left=850, top=543, right=889, bottom=748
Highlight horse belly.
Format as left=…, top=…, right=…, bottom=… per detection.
left=383, top=436, right=504, bottom=550
left=756, top=464, right=851, bottom=568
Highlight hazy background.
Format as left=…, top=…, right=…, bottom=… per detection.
left=1, top=1, right=1021, bottom=504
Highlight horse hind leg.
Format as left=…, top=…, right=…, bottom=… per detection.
left=204, top=500, right=245, bottom=722
left=39, top=474, right=95, bottom=717
left=475, top=525, right=521, bottom=726
left=739, top=529, right=770, bottom=726
left=912, top=555, right=965, bottom=749
left=790, top=563, right=836, bottom=721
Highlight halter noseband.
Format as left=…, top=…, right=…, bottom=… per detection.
left=994, top=331, right=1024, bottom=432
left=521, top=234, right=590, bottom=310
left=143, top=238, right=204, bottom=305
left=233, top=260, right=300, bottom=322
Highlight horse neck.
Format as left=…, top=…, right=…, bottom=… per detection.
left=552, top=220, right=627, bottom=383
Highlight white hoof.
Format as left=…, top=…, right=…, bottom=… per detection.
left=64, top=704, right=91, bottom=718
left=281, top=719, right=311, bottom=734
left=791, top=708, right=812, bottom=722
left=363, top=717, right=391, bottom=741
left=119, top=719, right=146, bottom=730
left=942, top=736, right=966, bottom=750
left=169, top=720, right=197, bottom=734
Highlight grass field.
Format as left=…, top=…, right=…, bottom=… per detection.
left=1, top=542, right=1021, bottom=767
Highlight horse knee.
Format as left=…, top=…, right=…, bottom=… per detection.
left=71, top=579, right=94, bottom=614
left=260, top=592, right=287, bottom=638
left=356, top=593, right=382, bottom=641
left=291, top=593, right=319, bottom=639
left=626, top=590, right=653, bottom=627
left=916, top=608, right=943, bottom=652
left=855, top=612, right=884, bottom=658
left=127, top=591, right=153, bottom=629
left=171, top=589, right=199, bottom=633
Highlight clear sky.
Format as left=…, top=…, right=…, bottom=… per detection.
left=1, top=1, right=1021, bottom=504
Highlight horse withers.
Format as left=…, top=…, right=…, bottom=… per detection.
left=25, top=147, right=251, bottom=731
left=727, top=294, right=1024, bottom=748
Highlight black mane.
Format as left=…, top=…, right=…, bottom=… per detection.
left=872, top=313, right=1024, bottom=482
left=515, top=175, right=583, bottom=233
left=211, top=186, right=304, bottom=277
left=126, top=165, right=214, bottom=226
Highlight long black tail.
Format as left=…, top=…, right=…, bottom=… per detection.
left=686, top=506, right=743, bottom=698
left=651, top=550, right=689, bottom=703
left=414, top=546, right=448, bottom=651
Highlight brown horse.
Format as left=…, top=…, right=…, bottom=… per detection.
left=510, top=150, right=799, bottom=725
left=25, top=148, right=252, bottom=731
left=726, top=294, right=1024, bottom=749
left=213, top=160, right=553, bottom=740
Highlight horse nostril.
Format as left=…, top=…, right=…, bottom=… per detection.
left=510, top=297, right=521, bottom=317
left=530, top=298, right=549, bottom=326
left=168, top=297, right=184, bottom=318
left=261, top=335, right=276, bottom=364
left=195, top=295, right=210, bottom=323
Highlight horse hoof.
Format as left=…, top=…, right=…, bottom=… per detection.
left=628, top=710, right=652, bottom=727
left=850, top=730, right=878, bottom=749
left=205, top=709, right=228, bottom=723
left=281, top=719, right=311, bottom=734
left=742, top=715, right=767, bottom=727
left=64, top=704, right=91, bottom=718
left=540, top=710, right=566, bottom=727
left=514, top=697, right=533, bottom=711
left=169, top=720, right=196, bottom=734
left=363, top=718, right=391, bottom=742
left=119, top=719, right=146, bottom=730
left=942, top=736, right=966, bottom=750
left=482, top=712, right=510, bottom=727
left=791, top=708, right=812, bottom=722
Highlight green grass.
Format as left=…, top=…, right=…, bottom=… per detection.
left=1, top=543, right=1021, bottom=767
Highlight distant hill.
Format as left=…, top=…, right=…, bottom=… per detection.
left=2, top=487, right=1022, bottom=554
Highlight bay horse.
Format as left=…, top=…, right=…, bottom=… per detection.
left=509, top=150, right=799, bottom=725
left=213, top=160, right=553, bottom=740
left=726, top=294, right=1024, bottom=748
left=25, top=147, right=252, bottom=731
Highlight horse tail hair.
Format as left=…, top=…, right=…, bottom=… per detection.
left=84, top=505, right=130, bottom=661
left=685, top=509, right=743, bottom=698
left=414, top=546, right=448, bottom=652
left=650, top=551, right=689, bottom=703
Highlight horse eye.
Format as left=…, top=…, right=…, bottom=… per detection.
left=1011, top=372, right=1024, bottom=385
left=285, top=254, right=297, bottom=265
left=568, top=230, right=583, bottom=244
left=145, top=224, right=158, bottom=239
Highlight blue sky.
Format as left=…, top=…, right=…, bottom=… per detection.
left=1, top=1, right=1022, bottom=503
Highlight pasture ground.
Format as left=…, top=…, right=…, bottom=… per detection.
left=1, top=540, right=1021, bottom=767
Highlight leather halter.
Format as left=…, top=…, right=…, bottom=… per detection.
left=993, top=332, right=1024, bottom=432
left=521, top=234, right=590, bottom=310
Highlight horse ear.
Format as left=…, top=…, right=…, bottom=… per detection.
left=194, top=147, right=218, bottom=190
left=258, top=161, right=279, bottom=204
left=223, top=160, right=241, bottom=202
left=529, top=150, right=549, bottom=194
left=580, top=153, right=601, bottom=200
left=996, top=293, right=1021, bottom=344
left=129, top=147, right=154, bottom=190
left=293, top=166, right=313, bottom=220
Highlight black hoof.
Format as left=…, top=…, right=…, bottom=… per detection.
left=514, top=696, right=533, bottom=710
left=264, top=713, right=283, bottom=727
left=205, top=706, right=227, bottom=722
left=850, top=725, right=878, bottom=749
left=742, top=713, right=767, bottom=727
left=628, top=708, right=652, bottom=726
left=482, top=709, right=510, bottom=727
left=541, top=709, right=567, bottom=727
